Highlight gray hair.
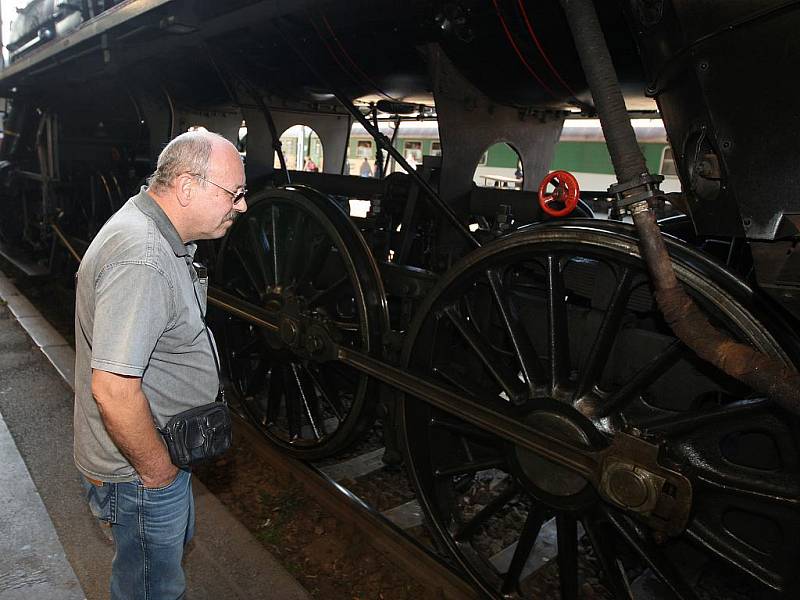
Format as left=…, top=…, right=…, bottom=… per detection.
left=146, top=130, right=231, bottom=192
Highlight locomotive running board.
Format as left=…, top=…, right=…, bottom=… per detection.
left=0, top=0, right=174, bottom=84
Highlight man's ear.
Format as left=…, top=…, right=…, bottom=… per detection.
left=175, top=173, right=195, bottom=207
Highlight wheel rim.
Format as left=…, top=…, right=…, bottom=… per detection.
left=216, top=185, right=388, bottom=459
left=400, top=220, right=800, bottom=599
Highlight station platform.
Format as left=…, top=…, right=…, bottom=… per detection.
left=0, top=270, right=311, bottom=600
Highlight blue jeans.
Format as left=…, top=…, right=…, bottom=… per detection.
left=83, top=469, right=195, bottom=600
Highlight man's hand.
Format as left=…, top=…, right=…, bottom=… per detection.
left=140, top=465, right=179, bottom=489
left=91, top=369, right=178, bottom=487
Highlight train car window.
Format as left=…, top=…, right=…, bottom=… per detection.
left=275, top=124, right=323, bottom=172
left=356, top=140, right=373, bottom=158
left=473, top=142, right=523, bottom=190
left=660, top=146, right=677, bottom=177
left=403, top=141, right=422, bottom=169
left=430, top=141, right=441, bottom=157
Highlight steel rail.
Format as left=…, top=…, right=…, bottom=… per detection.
left=231, top=412, right=480, bottom=599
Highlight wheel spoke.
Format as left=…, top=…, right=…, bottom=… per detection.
left=454, top=482, right=520, bottom=542
left=435, top=457, right=507, bottom=478
left=231, top=331, right=260, bottom=355
left=296, top=228, right=332, bottom=292
left=582, top=513, right=633, bottom=599
left=283, top=209, right=308, bottom=285
left=308, top=274, right=349, bottom=308
left=547, top=254, right=571, bottom=394
left=246, top=215, right=271, bottom=291
left=443, top=303, right=528, bottom=403
left=556, top=513, right=579, bottom=600
left=500, top=503, right=547, bottom=594
left=487, top=268, right=546, bottom=392
left=432, top=364, right=521, bottom=417
left=270, top=204, right=281, bottom=287
left=289, top=363, right=322, bottom=440
left=300, top=363, right=329, bottom=435
left=305, top=364, right=344, bottom=422
left=330, top=319, right=361, bottom=332
left=265, top=364, right=285, bottom=426
left=603, top=506, right=698, bottom=600
left=640, top=396, right=769, bottom=435
left=576, top=268, right=634, bottom=399
left=232, top=245, right=264, bottom=298
left=283, top=364, right=303, bottom=440
left=243, top=354, right=267, bottom=397
left=429, top=416, right=501, bottom=445
left=595, top=340, right=683, bottom=417
left=324, top=361, right=359, bottom=386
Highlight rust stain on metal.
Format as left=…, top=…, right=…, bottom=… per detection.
left=635, top=209, right=800, bottom=415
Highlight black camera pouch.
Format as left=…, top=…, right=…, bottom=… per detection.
left=158, top=395, right=232, bottom=468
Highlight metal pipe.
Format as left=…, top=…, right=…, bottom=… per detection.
left=559, top=0, right=800, bottom=414
left=384, top=116, right=401, bottom=175
left=559, top=0, right=645, bottom=182
left=370, top=104, right=384, bottom=178
left=50, top=222, right=82, bottom=264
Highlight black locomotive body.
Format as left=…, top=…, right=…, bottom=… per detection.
left=1, top=1, right=799, bottom=598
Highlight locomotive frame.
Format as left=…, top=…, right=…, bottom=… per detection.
left=0, top=1, right=799, bottom=598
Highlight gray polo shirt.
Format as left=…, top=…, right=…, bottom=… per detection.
left=74, top=188, right=219, bottom=482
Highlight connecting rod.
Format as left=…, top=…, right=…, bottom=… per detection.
left=207, top=285, right=692, bottom=535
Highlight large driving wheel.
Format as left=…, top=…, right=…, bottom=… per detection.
left=216, top=186, right=389, bottom=460
left=399, top=220, right=800, bottom=598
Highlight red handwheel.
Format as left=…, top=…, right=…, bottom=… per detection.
left=538, top=170, right=580, bottom=217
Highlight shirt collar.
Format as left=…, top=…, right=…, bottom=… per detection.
left=132, top=186, right=196, bottom=259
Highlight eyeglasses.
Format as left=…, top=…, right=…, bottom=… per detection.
left=192, top=173, right=247, bottom=205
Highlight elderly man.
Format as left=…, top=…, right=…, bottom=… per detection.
left=74, top=130, right=247, bottom=600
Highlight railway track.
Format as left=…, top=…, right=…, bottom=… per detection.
left=228, top=411, right=479, bottom=599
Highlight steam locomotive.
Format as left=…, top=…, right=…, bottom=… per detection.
left=0, top=1, right=798, bottom=598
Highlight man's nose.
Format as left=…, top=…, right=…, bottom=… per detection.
left=235, top=197, right=248, bottom=212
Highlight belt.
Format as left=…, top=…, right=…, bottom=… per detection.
left=85, top=476, right=104, bottom=487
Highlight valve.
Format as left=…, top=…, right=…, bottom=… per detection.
left=538, top=170, right=580, bottom=217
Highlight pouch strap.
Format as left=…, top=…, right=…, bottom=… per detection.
left=187, top=259, right=225, bottom=403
